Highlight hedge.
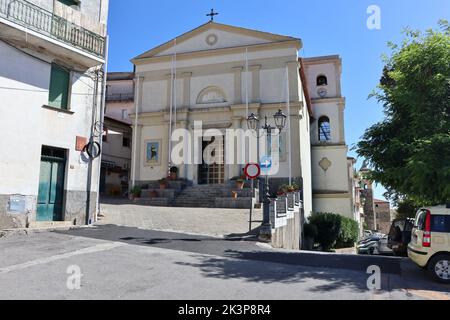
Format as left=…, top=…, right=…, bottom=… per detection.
left=308, top=212, right=342, bottom=251
left=307, top=212, right=359, bottom=251
left=336, top=216, right=360, bottom=249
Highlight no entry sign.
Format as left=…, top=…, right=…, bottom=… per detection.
left=244, top=163, right=261, bottom=180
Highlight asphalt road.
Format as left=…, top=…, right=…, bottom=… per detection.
left=0, top=225, right=449, bottom=300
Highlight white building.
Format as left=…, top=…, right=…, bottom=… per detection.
left=0, top=0, right=109, bottom=229
left=101, top=72, right=134, bottom=196
left=303, top=56, right=354, bottom=218
left=129, top=21, right=354, bottom=219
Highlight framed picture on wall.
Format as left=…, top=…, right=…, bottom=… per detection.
left=145, top=140, right=161, bottom=166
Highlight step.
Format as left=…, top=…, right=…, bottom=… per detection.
left=28, top=221, right=75, bottom=229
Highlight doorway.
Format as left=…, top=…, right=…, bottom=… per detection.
left=36, top=146, right=66, bottom=221
left=198, top=136, right=224, bottom=185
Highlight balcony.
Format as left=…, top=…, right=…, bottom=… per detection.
left=106, top=93, right=135, bottom=102
left=0, top=0, right=106, bottom=66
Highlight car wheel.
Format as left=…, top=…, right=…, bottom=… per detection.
left=428, top=254, right=450, bottom=284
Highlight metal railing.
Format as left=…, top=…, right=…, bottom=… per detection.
left=0, top=0, right=105, bottom=58
left=106, top=93, right=135, bottom=102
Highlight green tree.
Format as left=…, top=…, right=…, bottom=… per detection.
left=357, top=21, right=450, bottom=206
left=395, top=198, right=419, bottom=219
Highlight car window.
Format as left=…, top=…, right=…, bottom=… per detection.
left=405, top=220, right=414, bottom=231
left=393, top=220, right=405, bottom=231
left=431, top=215, right=450, bottom=233
left=415, top=210, right=426, bottom=231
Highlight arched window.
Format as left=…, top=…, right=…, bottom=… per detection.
left=318, top=116, right=331, bottom=141
left=196, top=86, right=227, bottom=104
left=317, top=75, right=328, bottom=86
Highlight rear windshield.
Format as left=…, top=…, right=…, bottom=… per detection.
left=431, top=215, right=450, bottom=233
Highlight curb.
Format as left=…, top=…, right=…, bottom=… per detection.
left=0, top=225, right=93, bottom=239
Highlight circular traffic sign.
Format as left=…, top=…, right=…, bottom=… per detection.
left=244, top=163, right=261, bottom=180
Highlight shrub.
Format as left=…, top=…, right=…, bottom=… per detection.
left=336, top=216, right=359, bottom=248
left=308, top=212, right=342, bottom=251
left=303, top=223, right=318, bottom=240
left=131, top=186, right=141, bottom=197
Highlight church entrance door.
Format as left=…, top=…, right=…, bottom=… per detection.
left=198, top=136, right=224, bottom=185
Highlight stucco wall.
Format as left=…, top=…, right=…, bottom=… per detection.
left=311, top=145, right=349, bottom=192
left=0, top=40, right=102, bottom=228
left=313, top=197, right=352, bottom=219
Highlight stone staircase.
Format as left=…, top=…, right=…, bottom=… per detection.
left=174, top=184, right=254, bottom=208
left=138, top=181, right=257, bottom=209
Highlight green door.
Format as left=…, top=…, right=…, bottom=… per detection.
left=37, top=154, right=66, bottom=222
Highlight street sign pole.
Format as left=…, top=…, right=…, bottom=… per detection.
left=244, top=163, right=261, bottom=233
left=249, top=178, right=254, bottom=232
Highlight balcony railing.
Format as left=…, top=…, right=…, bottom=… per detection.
left=106, top=93, right=135, bottom=102
left=0, top=0, right=105, bottom=58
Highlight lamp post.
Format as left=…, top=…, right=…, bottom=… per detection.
left=247, top=109, right=287, bottom=242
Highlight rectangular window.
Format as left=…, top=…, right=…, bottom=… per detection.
left=431, top=215, right=450, bottom=233
left=48, top=64, right=70, bottom=110
left=123, top=137, right=130, bottom=148
left=57, top=0, right=80, bottom=9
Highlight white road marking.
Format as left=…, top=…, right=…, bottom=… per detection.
left=0, top=242, right=123, bottom=274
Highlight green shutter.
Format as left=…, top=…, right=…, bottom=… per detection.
left=48, top=64, right=70, bottom=110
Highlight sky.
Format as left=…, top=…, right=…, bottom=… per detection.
left=106, top=0, right=450, bottom=201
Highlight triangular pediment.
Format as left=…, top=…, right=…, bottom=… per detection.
left=132, top=22, right=300, bottom=61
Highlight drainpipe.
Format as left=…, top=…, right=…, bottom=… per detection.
left=85, top=69, right=99, bottom=225
left=95, top=35, right=109, bottom=221
left=131, top=75, right=140, bottom=188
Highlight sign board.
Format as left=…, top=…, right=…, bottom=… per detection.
left=259, top=156, right=272, bottom=174
left=244, top=163, right=261, bottom=180
left=76, top=136, right=87, bottom=151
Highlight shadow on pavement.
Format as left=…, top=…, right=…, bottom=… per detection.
left=175, top=253, right=371, bottom=293
left=56, top=224, right=403, bottom=274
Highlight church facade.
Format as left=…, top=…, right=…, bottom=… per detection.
left=129, top=21, right=354, bottom=219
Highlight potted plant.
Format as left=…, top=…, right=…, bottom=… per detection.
left=303, top=222, right=318, bottom=251
left=169, top=166, right=178, bottom=180
left=159, top=178, right=167, bottom=190
left=276, top=190, right=286, bottom=197
left=236, top=178, right=245, bottom=190
left=130, top=186, right=141, bottom=200
left=149, top=190, right=158, bottom=198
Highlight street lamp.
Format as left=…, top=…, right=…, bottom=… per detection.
left=247, top=109, right=287, bottom=242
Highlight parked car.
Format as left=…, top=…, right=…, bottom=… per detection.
left=357, top=234, right=393, bottom=255
left=388, top=218, right=414, bottom=256
left=408, top=204, right=450, bottom=283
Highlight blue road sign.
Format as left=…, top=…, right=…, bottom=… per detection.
left=260, top=156, right=272, bottom=173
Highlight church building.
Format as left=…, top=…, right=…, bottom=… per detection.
left=129, top=20, right=354, bottom=219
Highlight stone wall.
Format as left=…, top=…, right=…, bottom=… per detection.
left=64, top=191, right=98, bottom=225
left=0, top=191, right=97, bottom=230
left=0, top=194, right=36, bottom=229
left=375, top=201, right=392, bottom=234
left=361, top=188, right=376, bottom=230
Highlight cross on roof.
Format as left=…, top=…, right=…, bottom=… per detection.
left=206, top=8, right=219, bottom=22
